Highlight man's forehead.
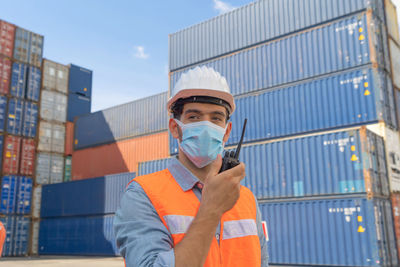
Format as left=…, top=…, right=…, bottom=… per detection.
left=182, top=102, right=227, bottom=114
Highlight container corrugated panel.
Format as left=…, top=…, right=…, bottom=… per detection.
left=138, top=157, right=174, bottom=176
left=391, top=193, right=400, bottom=261
left=42, top=59, right=69, bottom=94
left=22, top=101, right=38, bottom=137
left=0, top=20, right=15, bottom=58
left=0, top=56, right=12, bottom=94
left=0, top=176, right=18, bottom=214
left=20, top=138, right=35, bottom=175
left=259, top=196, right=398, bottom=266
left=51, top=124, right=65, bottom=154
left=39, top=214, right=118, bottom=255
left=7, top=98, right=24, bottom=135
left=0, top=216, right=14, bottom=256
left=53, top=92, right=67, bottom=122
left=28, top=32, right=43, bottom=68
left=32, top=186, right=41, bottom=218
left=72, top=131, right=168, bottom=180
left=13, top=27, right=43, bottom=68
left=64, top=156, right=71, bottom=182
left=169, top=67, right=397, bottom=155
left=10, top=62, right=27, bottom=98
left=40, top=90, right=67, bottom=123
left=13, top=216, right=30, bottom=256
left=37, top=121, right=51, bottom=152
left=26, top=66, right=41, bottom=102
left=41, top=171, right=135, bottom=217
left=64, top=122, right=73, bottom=155
left=0, top=95, right=7, bottom=132
left=389, top=38, right=400, bottom=88
left=384, top=0, right=400, bottom=44
left=35, top=153, right=51, bottom=185
left=30, top=220, right=39, bottom=255
left=74, top=92, right=167, bottom=150
left=0, top=135, right=3, bottom=170
left=170, top=12, right=390, bottom=96
left=3, top=135, right=22, bottom=174
left=68, top=64, right=92, bottom=96
left=50, top=154, right=64, bottom=184
left=16, top=177, right=32, bottom=214
left=67, top=93, right=91, bottom=122
left=395, top=89, right=400, bottom=128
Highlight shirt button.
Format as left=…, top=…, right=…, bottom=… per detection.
left=216, top=234, right=220, bottom=240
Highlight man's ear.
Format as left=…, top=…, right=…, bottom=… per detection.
left=223, top=121, right=232, bottom=143
left=169, top=118, right=181, bottom=140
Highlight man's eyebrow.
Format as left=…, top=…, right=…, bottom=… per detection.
left=211, top=111, right=226, bottom=117
left=184, top=109, right=202, bottom=114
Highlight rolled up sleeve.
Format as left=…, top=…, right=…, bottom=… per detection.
left=114, top=181, right=175, bottom=267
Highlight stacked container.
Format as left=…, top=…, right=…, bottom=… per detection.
left=0, top=20, right=42, bottom=257
left=67, top=64, right=92, bottom=122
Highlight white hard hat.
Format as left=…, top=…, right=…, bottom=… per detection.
left=167, top=66, right=235, bottom=114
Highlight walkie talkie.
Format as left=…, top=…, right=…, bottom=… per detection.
left=219, top=118, right=247, bottom=173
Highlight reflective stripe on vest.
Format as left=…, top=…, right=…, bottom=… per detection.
left=133, top=168, right=261, bottom=267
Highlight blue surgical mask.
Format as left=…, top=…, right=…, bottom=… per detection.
left=175, top=119, right=227, bottom=168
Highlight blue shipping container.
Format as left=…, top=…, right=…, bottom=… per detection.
left=0, top=135, right=3, bottom=171
left=16, top=177, right=32, bottom=214
left=0, top=176, right=18, bottom=214
left=0, top=95, right=7, bottom=132
left=169, top=0, right=385, bottom=71
left=68, top=64, right=92, bottom=96
left=10, top=62, right=27, bottom=98
left=6, top=98, right=24, bottom=135
left=260, top=196, right=398, bottom=266
left=170, top=12, right=390, bottom=96
left=41, top=172, right=135, bottom=218
left=169, top=67, right=397, bottom=155
left=67, top=93, right=91, bottom=122
left=39, top=214, right=118, bottom=255
left=26, top=66, right=41, bottom=102
left=138, top=157, right=174, bottom=176
left=13, top=27, right=43, bottom=68
left=0, top=216, right=15, bottom=256
left=12, top=216, right=30, bottom=256
left=74, top=92, right=167, bottom=150
left=22, top=101, right=38, bottom=137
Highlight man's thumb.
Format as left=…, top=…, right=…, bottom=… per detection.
left=208, top=154, right=222, bottom=176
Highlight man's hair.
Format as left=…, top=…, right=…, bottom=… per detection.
left=171, top=96, right=231, bottom=121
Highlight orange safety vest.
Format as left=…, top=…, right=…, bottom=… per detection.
left=132, top=169, right=261, bottom=267
left=0, top=221, right=5, bottom=257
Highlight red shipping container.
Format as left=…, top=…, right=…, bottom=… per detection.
left=0, top=56, right=11, bottom=94
left=3, top=135, right=22, bottom=174
left=0, top=20, right=15, bottom=58
left=20, top=138, right=36, bottom=175
left=65, top=121, right=74, bottom=156
left=392, top=193, right=400, bottom=261
left=72, top=131, right=169, bottom=180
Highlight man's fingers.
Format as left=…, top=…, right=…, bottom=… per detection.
left=222, top=162, right=246, bottom=182
left=208, top=154, right=223, bottom=177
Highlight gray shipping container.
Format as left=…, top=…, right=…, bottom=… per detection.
left=37, top=121, right=65, bottom=154
left=35, top=153, right=64, bottom=185
left=39, top=90, right=67, bottom=123
left=42, top=59, right=69, bottom=94
left=50, top=154, right=64, bottom=184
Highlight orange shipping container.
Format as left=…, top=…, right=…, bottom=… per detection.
left=65, top=121, right=74, bottom=156
left=71, top=131, right=169, bottom=180
left=392, top=193, right=400, bottom=261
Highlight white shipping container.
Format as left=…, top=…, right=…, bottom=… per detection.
left=389, top=38, right=400, bottom=88
left=50, top=154, right=64, bottom=184
left=30, top=220, right=39, bottom=255
left=38, top=121, right=65, bottom=153
left=42, top=59, right=69, bottom=94
left=35, top=153, right=51, bottom=185
left=40, top=90, right=67, bottom=123
left=32, top=186, right=42, bottom=219
left=385, top=0, right=400, bottom=44
left=51, top=124, right=65, bottom=154
left=37, top=121, right=52, bottom=152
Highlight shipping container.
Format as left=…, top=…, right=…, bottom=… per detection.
left=389, top=38, right=400, bottom=88
left=170, top=12, right=390, bottom=96
left=384, top=0, right=400, bottom=44
left=64, top=156, right=71, bottom=182
left=68, top=64, right=92, bottom=96
left=16, top=176, right=32, bottom=214
left=37, top=121, right=65, bottom=153
left=26, top=66, right=41, bottom=102
left=0, top=95, right=7, bottom=132
left=41, top=171, right=135, bottom=218
left=13, top=216, right=30, bottom=256
left=39, top=214, right=118, bottom=255
left=395, top=88, right=400, bottom=127
left=3, top=135, right=22, bottom=174
left=138, top=157, right=174, bottom=176
left=35, top=153, right=51, bottom=185
left=169, top=0, right=387, bottom=71
left=42, top=59, right=69, bottom=94
left=0, top=176, right=18, bottom=214
left=64, top=121, right=73, bottom=155
left=72, top=131, right=168, bottom=180
left=67, top=93, right=91, bottom=122
left=169, top=67, right=397, bottom=155
left=39, top=90, right=67, bottom=123
left=31, top=186, right=41, bottom=219
left=50, top=154, right=64, bottom=184
left=51, top=124, right=65, bottom=154
left=0, top=216, right=15, bottom=256
left=0, top=56, right=11, bottom=94
left=74, top=92, right=167, bottom=150
left=0, top=20, right=15, bottom=58
left=367, top=123, right=400, bottom=192
left=7, top=98, right=24, bottom=135
left=10, top=62, right=27, bottom=98
left=0, top=135, right=3, bottom=170
left=13, top=27, right=43, bottom=68
left=22, top=101, right=38, bottom=138
left=20, top=138, right=35, bottom=175
left=259, top=196, right=398, bottom=266
left=30, top=220, right=39, bottom=255
left=391, top=193, right=400, bottom=261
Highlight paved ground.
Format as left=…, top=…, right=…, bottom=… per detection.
left=0, top=256, right=125, bottom=267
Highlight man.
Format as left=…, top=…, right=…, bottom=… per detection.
left=114, top=66, right=268, bottom=266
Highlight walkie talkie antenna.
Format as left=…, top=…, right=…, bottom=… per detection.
left=234, top=118, right=247, bottom=159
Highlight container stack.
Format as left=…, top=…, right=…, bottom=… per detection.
left=0, top=19, right=42, bottom=257
left=136, top=0, right=400, bottom=266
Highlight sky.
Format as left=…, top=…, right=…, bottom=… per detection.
left=0, top=0, right=254, bottom=112
left=1, top=0, right=400, bottom=112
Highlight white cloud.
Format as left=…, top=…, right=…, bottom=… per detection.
left=133, top=46, right=149, bottom=59
left=213, top=0, right=236, bottom=14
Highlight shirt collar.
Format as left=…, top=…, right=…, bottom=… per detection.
left=167, top=157, right=201, bottom=192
